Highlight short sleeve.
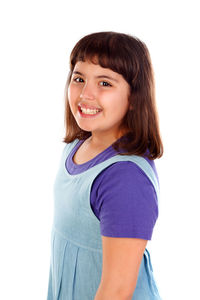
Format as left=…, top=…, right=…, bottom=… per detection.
left=90, top=161, right=159, bottom=240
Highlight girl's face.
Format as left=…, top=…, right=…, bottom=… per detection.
left=68, top=60, right=130, bottom=139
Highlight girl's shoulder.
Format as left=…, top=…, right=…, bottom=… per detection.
left=93, top=154, right=160, bottom=205
left=96, top=159, right=158, bottom=191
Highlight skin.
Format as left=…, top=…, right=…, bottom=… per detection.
left=68, top=60, right=131, bottom=152
left=68, top=60, right=148, bottom=299
left=95, top=237, right=147, bottom=299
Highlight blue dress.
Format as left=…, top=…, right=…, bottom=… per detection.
left=47, top=139, right=162, bottom=300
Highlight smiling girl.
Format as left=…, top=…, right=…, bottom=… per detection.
left=47, top=31, right=163, bottom=300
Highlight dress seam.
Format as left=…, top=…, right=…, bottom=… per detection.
left=53, top=227, right=102, bottom=253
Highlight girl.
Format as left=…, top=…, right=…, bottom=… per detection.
left=47, top=31, right=163, bottom=300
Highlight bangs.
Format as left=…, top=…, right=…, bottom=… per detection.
left=70, top=32, right=133, bottom=84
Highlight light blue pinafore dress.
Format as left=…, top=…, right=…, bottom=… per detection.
left=47, top=139, right=162, bottom=300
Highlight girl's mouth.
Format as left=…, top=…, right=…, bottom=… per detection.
left=78, top=105, right=103, bottom=118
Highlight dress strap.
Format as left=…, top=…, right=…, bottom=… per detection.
left=63, top=139, right=80, bottom=157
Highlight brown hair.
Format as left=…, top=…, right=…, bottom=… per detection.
left=63, top=31, right=163, bottom=159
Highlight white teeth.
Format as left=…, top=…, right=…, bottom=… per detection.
left=80, top=107, right=101, bottom=114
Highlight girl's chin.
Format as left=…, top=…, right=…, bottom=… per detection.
left=76, top=120, right=103, bottom=133
left=75, top=115, right=101, bottom=132
left=76, top=123, right=96, bottom=132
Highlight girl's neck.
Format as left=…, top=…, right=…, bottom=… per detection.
left=86, top=129, right=128, bottom=149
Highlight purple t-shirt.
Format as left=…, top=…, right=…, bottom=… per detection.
left=65, top=138, right=159, bottom=240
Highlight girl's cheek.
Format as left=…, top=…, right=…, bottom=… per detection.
left=68, top=84, right=81, bottom=98
left=68, top=85, right=75, bottom=100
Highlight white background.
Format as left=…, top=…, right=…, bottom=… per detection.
left=0, top=1, right=199, bottom=299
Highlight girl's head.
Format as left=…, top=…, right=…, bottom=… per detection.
left=63, top=31, right=163, bottom=159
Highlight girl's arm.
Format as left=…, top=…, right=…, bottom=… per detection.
left=94, top=236, right=147, bottom=300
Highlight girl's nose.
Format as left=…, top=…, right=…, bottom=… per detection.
left=80, top=82, right=95, bottom=100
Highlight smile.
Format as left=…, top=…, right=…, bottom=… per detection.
left=78, top=105, right=102, bottom=118
left=80, top=107, right=101, bottom=114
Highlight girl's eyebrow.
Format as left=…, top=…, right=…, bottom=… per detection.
left=72, top=71, right=119, bottom=83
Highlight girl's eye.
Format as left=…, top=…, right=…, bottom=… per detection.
left=99, top=81, right=112, bottom=87
left=73, top=77, right=84, bottom=83
left=72, top=77, right=111, bottom=87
